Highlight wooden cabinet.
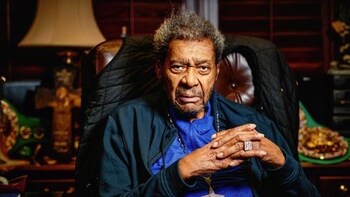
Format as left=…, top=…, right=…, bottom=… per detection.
left=2, top=161, right=350, bottom=196
left=2, top=0, right=337, bottom=80
left=93, top=0, right=335, bottom=74
left=328, top=68, right=350, bottom=137
left=2, top=163, right=75, bottom=196
left=302, top=161, right=350, bottom=197
left=319, top=176, right=350, bottom=197
left=218, top=0, right=331, bottom=74
left=93, top=0, right=183, bottom=38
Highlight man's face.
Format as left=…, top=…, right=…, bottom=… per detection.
left=157, top=39, right=219, bottom=120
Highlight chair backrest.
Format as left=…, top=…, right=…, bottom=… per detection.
left=75, top=35, right=299, bottom=196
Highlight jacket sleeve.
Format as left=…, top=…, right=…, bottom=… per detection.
left=99, top=116, right=192, bottom=197
left=264, top=151, right=320, bottom=196
left=254, top=114, right=321, bottom=197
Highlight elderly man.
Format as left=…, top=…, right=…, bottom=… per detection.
left=99, top=8, right=320, bottom=197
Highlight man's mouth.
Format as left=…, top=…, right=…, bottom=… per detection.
left=177, top=95, right=200, bottom=103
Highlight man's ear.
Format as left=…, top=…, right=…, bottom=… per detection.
left=155, top=65, right=162, bottom=79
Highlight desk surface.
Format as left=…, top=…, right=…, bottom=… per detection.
left=1, top=160, right=350, bottom=196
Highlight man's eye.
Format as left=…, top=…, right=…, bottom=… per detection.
left=170, top=65, right=186, bottom=72
left=198, top=66, right=210, bottom=74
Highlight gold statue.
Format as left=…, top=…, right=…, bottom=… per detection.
left=35, top=85, right=81, bottom=162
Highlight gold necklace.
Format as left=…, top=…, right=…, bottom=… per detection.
left=203, top=174, right=215, bottom=195
left=167, top=111, right=224, bottom=196
left=177, top=133, right=219, bottom=196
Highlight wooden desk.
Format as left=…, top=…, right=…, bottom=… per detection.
left=302, top=161, right=350, bottom=196
left=2, top=161, right=350, bottom=196
left=2, top=162, right=76, bottom=195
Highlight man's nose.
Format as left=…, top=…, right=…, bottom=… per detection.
left=181, top=67, right=199, bottom=87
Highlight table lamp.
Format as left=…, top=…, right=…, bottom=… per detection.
left=17, top=0, right=105, bottom=162
left=18, top=0, right=105, bottom=47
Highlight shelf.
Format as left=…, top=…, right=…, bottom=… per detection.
left=218, top=0, right=326, bottom=73
left=2, top=163, right=76, bottom=194
left=220, top=17, right=269, bottom=21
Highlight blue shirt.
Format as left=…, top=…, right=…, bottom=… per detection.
left=151, top=103, right=253, bottom=196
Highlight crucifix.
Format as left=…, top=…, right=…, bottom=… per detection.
left=202, top=175, right=225, bottom=197
left=35, top=65, right=81, bottom=162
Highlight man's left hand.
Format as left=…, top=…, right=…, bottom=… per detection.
left=211, top=124, right=285, bottom=168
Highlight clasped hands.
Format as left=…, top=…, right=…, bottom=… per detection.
left=178, top=124, right=286, bottom=180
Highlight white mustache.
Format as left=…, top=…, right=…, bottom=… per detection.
left=175, top=88, right=202, bottom=97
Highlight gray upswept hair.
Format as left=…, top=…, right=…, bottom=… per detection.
left=153, top=8, right=225, bottom=66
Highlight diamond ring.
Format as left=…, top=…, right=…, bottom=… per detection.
left=244, top=141, right=253, bottom=151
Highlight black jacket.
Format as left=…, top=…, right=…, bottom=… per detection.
left=99, top=90, right=318, bottom=196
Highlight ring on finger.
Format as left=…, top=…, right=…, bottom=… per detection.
left=244, top=140, right=253, bottom=151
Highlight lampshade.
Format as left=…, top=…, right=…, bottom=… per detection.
left=18, top=0, right=105, bottom=48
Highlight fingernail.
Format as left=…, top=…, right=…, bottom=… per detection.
left=211, top=134, right=216, bottom=139
left=212, top=141, right=218, bottom=147
left=257, top=133, right=264, bottom=138
left=260, top=151, right=267, bottom=156
left=229, top=161, right=237, bottom=166
left=249, top=124, right=256, bottom=128
left=217, top=152, right=224, bottom=158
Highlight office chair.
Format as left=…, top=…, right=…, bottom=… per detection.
left=75, top=35, right=299, bottom=196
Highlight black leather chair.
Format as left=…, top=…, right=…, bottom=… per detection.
left=76, top=35, right=299, bottom=196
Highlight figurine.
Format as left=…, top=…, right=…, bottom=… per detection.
left=331, top=0, right=350, bottom=69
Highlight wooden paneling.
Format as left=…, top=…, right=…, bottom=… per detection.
left=93, top=0, right=183, bottom=38
left=218, top=0, right=330, bottom=74
left=0, top=0, right=335, bottom=80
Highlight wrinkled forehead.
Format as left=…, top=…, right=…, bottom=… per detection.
left=167, top=38, right=215, bottom=55
left=168, top=37, right=215, bottom=46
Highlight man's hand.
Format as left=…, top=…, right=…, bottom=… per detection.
left=211, top=124, right=285, bottom=168
left=178, top=124, right=285, bottom=181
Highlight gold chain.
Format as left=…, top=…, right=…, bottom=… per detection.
left=167, top=110, right=220, bottom=195
left=203, top=174, right=215, bottom=194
